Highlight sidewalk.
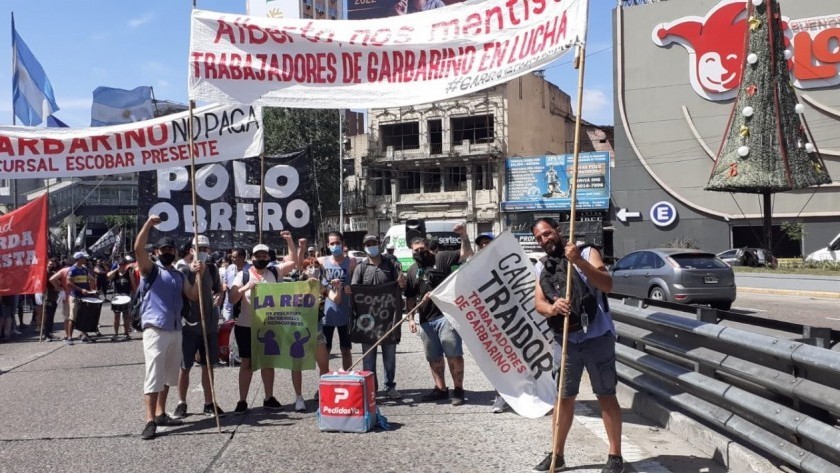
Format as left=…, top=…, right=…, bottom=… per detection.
left=0, top=319, right=733, bottom=473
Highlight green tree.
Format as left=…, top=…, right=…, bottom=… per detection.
left=262, top=108, right=341, bottom=223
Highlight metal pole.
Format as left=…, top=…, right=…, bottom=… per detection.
left=339, top=110, right=345, bottom=233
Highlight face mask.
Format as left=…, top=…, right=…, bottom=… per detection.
left=413, top=250, right=435, bottom=267
left=329, top=245, right=343, bottom=257
left=305, top=267, right=322, bottom=279
left=158, top=253, right=176, bottom=266
left=253, top=259, right=269, bottom=270
left=196, top=251, right=209, bottom=263
left=365, top=246, right=380, bottom=257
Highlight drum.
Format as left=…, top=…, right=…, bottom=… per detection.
left=111, top=295, right=131, bottom=313
left=218, top=319, right=236, bottom=363
left=76, top=297, right=102, bottom=332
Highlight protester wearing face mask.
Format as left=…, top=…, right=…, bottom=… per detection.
left=351, top=234, right=406, bottom=399
left=289, top=257, right=335, bottom=410
left=133, top=215, right=203, bottom=440
left=317, top=232, right=356, bottom=371
left=173, top=235, right=225, bottom=419
left=404, top=223, right=472, bottom=406
left=228, top=233, right=298, bottom=415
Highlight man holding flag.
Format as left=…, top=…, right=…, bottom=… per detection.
left=531, top=218, right=624, bottom=473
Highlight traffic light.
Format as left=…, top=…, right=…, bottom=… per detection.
left=405, top=219, right=426, bottom=244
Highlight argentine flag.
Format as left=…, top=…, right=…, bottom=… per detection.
left=12, top=14, right=60, bottom=126
left=91, top=86, right=154, bottom=126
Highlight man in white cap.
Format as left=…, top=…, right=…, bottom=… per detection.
left=63, top=251, right=98, bottom=345
left=173, top=235, right=224, bottom=419
left=229, top=232, right=298, bottom=415
left=383, top=242, right=402, bottom=272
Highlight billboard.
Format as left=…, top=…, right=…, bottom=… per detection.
left=502, top=151, right=611, bottom=212
left=347, top=0, right=465, bottom=20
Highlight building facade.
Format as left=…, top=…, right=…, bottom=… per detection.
left=343, top=73, right=610, bottom=243
left=614, top=0, right=840, bottom=257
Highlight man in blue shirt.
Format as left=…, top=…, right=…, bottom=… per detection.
left=65, top=252, right=98, bottom=345
left=134, top=215, right=201, bottom=440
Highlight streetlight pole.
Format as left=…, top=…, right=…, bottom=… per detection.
left=339, top=109, right=345, bottom=233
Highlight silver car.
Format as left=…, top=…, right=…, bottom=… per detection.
left=716, top=248, right=777, bottom=269
left=611, top=249, right=736, bottom=310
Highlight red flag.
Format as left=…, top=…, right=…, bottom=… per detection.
left=0, top=194, right=48, bottom=296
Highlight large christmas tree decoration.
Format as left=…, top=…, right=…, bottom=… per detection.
left=705, top=0, right=831, bottom=250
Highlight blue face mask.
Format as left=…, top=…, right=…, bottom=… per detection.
left=329, top=245, right=343, bottom=256
left=365, top=246, right=380, bottom=257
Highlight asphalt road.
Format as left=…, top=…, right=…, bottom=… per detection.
left=0, top=315, right=726, bottom=473
left=731, top=292, right=840, bottom=331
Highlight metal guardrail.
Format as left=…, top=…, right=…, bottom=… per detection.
left=612, top=298, right=840, bottom=473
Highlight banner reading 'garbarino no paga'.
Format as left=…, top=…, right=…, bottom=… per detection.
left=0, top=104, right=262, bottom=179
left=188, top=0, right=589, bottom=108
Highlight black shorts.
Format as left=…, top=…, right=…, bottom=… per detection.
left=234, top=325, right=253, bottom=359
left=322, top=324, right=351, bottom=350
left=181, top=330, right=219, bottom=368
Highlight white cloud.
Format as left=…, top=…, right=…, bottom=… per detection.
left=128, top=13, right=155, bottom=28
left=578, top=88, right=613, bottom=125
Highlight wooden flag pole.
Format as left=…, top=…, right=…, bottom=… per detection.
left=187, top=97, right=222, bottom=433
left=549, top=35, right=589, bottom=473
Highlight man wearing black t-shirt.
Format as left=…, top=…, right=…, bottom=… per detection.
left=405, top=223, right=472, bottom=406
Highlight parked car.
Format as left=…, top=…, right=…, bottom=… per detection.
left=611, top=249, right=736, bottom=310
left=716, top=248, right=778, bottom=269
left=805, top=232, right=840, bottom=262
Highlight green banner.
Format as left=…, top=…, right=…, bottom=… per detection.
left=251, top=280, right=320, bottom=371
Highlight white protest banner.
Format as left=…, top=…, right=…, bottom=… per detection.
left=431, top=231, right=556, bottom=418
left=189, top=0, right=588, bottom=108
left=0, top=104, right=263, bottom=179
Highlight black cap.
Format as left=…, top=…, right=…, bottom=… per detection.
left=156, top=237, right=176, bottom=249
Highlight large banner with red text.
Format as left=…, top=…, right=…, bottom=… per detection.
left=189, top=0, right=588, bottom=108
left=0, top=195, right=48, bottom=296
left=0, top=104, right=262, bottom=179
left=431, top=231, right=556, bottom=418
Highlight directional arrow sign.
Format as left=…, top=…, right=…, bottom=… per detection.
left=616, top=208, right=641, bottom=223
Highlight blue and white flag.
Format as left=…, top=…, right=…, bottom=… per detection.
left=11, top=14, right=60, bottom=126
left=91, top=86, right=154, bottom=126
left=46, top=114, right=68, bottom=128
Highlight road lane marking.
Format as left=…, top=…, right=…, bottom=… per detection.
left=732, top=307, right=767, bottom=313
left=576, top=402, right=673, bottom=473
left=826, top=317, right=840, bottom=321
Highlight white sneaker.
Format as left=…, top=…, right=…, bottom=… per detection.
left=294, top=397, right=306, bottom=412
left=491, top=395, right=507, bottom=413
left=387, top=387, right=402, bottom=399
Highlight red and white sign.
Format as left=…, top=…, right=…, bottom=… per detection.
left=0, top=104, right=263, bottom=179
left=188, top=0, right=588, bottom=108
left=431, top=231, right=556, bottom=419
left=0, top=195, right=47, bottom=296
left=653, top=0, right=840, bottom=101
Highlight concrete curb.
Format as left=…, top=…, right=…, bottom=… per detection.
left=616, top=382, right=784, bottom=473
left=738, top=286, right=840, bottom=299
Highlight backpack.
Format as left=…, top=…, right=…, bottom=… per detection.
left=538, top=253, right=600, bottom=334
left=232, top=266, right=279, bottom=319
left=130, top=265, right=159, bottom=331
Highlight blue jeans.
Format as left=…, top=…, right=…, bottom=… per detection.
left=361, top=343, right=397, bottom=391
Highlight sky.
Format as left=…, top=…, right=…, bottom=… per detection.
left=1, top=0, right=616, bottom=128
